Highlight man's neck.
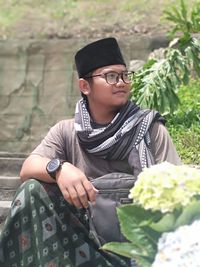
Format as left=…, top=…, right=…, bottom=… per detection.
left=88, top=104, right=119, bottom=125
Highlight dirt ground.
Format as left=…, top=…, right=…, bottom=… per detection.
left=9, top=19, right=169, bottom=40
left=0, top=7, right=170, bottom=40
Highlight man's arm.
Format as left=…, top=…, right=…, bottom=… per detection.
left=150, top=122, right=182, bottom=165
left=20, top=154, right=54, bottom=182
left=20, top=154, right=98, bottom=209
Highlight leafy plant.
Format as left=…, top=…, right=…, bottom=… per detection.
left=163, top=0, right=200, bottom=41
left=130, top=0, right=200, bottom=115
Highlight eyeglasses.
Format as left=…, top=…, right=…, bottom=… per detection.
left=85, top=71, right=134, bottom=85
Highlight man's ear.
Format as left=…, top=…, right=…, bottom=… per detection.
left=79, top=79, right=91, bottom=96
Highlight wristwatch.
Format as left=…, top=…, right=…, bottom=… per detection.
left=46, top=158, right=64, bottom=180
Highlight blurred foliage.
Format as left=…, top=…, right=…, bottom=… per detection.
left=130, top=0, right=200, bottom=115
left=164, top=0, right=200, bottom=41
left=129, top=0, right=200, bottom=164
left=0, top=1, right=24, bottom=28
left=166, top=79, right=200, bottom=164
left=130, top=37, right=200, bottom=114
left=0, top=0, right=195, bottom=38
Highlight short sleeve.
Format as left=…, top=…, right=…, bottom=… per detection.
left=31, top=120, right=72, bottom=160
left=150, top=122, right=182, bottom=165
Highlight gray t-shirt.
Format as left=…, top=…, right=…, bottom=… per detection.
left=31, top=119, right=181, bottom=178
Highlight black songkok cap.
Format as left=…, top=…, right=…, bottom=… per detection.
left=75, top=37, right=126, bottom=78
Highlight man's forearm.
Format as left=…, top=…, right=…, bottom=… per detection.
left=20, top=154, right=55, bottom=183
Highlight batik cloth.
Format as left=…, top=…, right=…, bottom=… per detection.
left=0, top=179, right=132, bottom=267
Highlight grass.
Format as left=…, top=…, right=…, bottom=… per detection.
left=166, top=78, right=200, bottom=165
left=0, top=0, right=196, bottom=38
left=0, top=1, right=24, bottom=28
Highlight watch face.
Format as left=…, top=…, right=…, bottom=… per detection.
left=48, top=158, right=61, bottom=172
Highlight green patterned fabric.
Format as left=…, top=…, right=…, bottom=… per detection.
left=0, top=179, right=130, bottom=267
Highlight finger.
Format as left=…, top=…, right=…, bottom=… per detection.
left=59, top=184, right=73, bottom=205
left=82, top=179, right=98, bottom=203
left=75, top=183, right=89, bottom=208
left=62, top=190, right=73, bottom=205
left=68, top=186, right=83, bottom=209
left=93, top=186, right=99, bottom=193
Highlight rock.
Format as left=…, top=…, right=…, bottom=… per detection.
left=129, top=59, right=145, bottom=72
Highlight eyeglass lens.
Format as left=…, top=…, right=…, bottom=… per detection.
left=106, top=72, right=132, bottom=84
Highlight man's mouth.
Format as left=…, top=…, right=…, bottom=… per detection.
left=113, top=90, right=127, bottom=94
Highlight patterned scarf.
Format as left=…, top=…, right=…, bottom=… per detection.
left=74, top=99, right=165, bottom=175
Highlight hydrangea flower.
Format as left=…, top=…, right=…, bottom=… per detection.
left=152, top=220, right=200, bottom=267
left=103, top=162, right=200, bottom=266
left=129, top=162, right=200, bottom=213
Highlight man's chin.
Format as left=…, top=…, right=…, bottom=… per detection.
left=112, top=99, right=129, bottom=110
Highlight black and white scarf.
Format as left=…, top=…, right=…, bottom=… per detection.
left=74, top=99, right=165, bottom=174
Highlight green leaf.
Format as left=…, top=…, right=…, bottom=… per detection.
left=116, top=205, right=159, bottom=254
left=101, top=242, right=152, bottom=267
left=175, top=199, right=200, bottom=228
left=149, top=212, right=176, bottom=232
left=101, top=204, right=163, bottom=266
left=102, top=242, right=145, bottom=258
left=180, top=0, right=188, bottom=22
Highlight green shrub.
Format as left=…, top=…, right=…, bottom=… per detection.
left=130, top=0, right=200, bottom=115
left=163, top=0, right=200, bottom=41
left=166, top=79, right=200, bottom=164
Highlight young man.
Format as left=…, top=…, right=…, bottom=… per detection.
left=0, top=38, right=181, bottom=267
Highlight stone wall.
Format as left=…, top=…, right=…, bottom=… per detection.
left=0, top=36, right=168, bottom=153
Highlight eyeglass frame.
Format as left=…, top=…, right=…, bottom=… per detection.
left=84, top=70, right=134, bottom=85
